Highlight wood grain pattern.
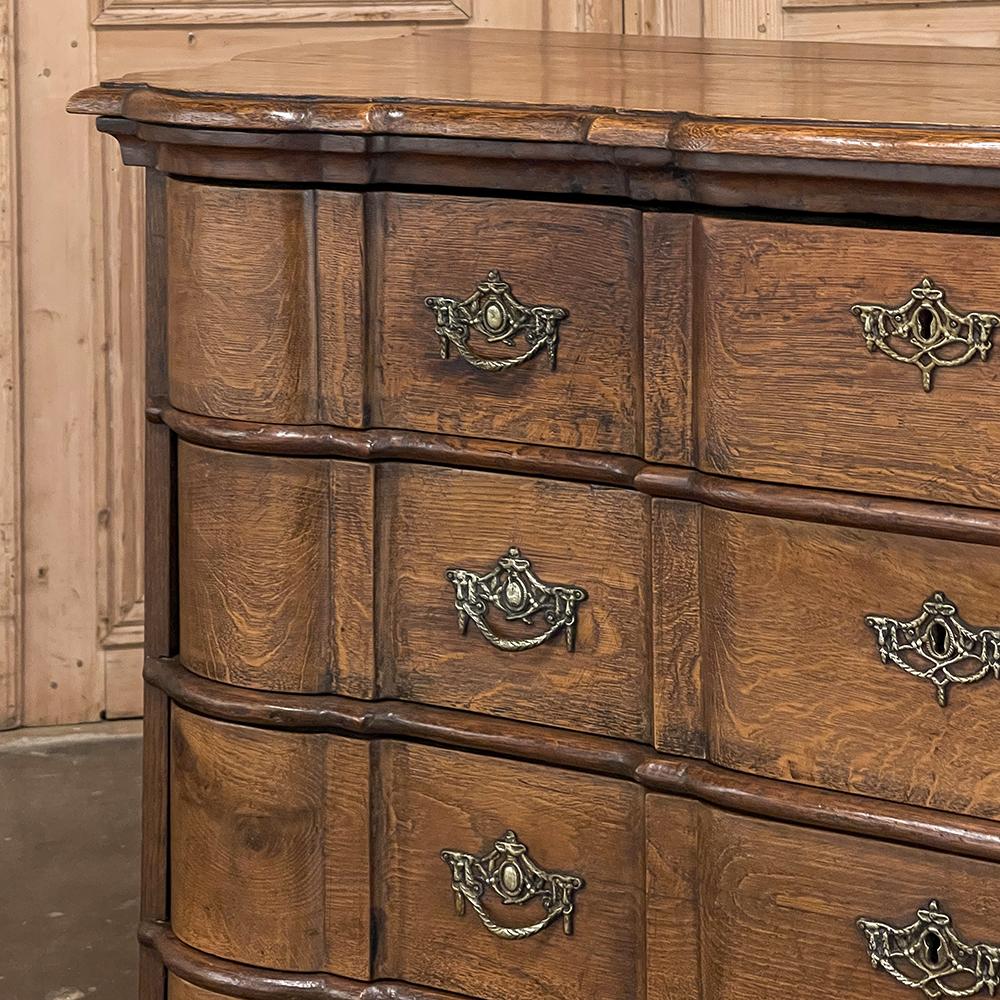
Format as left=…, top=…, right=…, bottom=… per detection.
left=372, top=192, right=643, bottom=454
left=158, top=402, right=1000, bottom=550
left=695, top=216, right=1000, bottom=508
left=150, top=655, right=1000, bottom=864
left=377, top=741, right=645, bottom=1000
left=171, top=707, right=371, bottom=978
left=627, top=0, right=703, bottom=37
left=95, top=0, right=470, bottom=26
left=649, top=801, right=1000, bottom=998
left=653, top=500, right=702, bottom=756
left=0, top=0, right=17, bottom=730
left=167, top=180, right=320, bottom=424
left=178, top=442, right=375, bottom=696
left=377, top=464, right=652, bottom=739
left=703, top=508, right=1000, bottom=820
left=643, top=212, right=694, bottom=466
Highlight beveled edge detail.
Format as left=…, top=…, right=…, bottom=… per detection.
left=141, top=921, right=464, bottom=1000
left=148, top=657, right=1000, bottom=866
left=152, top=401, right=1000, bottom=548
left=67, top=84, right=1000, bottom=169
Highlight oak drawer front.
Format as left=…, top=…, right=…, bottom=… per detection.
left=166, top=180, right=365, bottom=427
left=170, top=708, right=371, bottom=977
left=379, top=464, right=652, bottom=741
left=377, top=742, right=644, bottom=1000
left=701, top=508, right=1000, bottom=820
left=687, top=217, right=1000, bottom=508
left=649, top=798, right=1000, bottom=1000
left=178, top=443, right=376, bottom=697
left=373, top=193, right=643, bottom=454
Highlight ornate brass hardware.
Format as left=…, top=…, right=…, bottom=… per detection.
left=441, top=830, right=584, bottom=941
left=859, top=900, right=1000, bottom=998
left=425, top=270, right=569, bottom=372
left=865, top=593, right=1000, bottom=707
left=446, top=548, right=587, bottom=653
left=851, top=278, right=1000, bottom=390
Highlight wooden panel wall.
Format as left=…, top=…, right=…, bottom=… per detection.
left=6, top=0, right=998, bottom=727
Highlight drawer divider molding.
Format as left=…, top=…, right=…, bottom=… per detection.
left=148, top=656, right=1000, bottom=867
left=152, top=400, right=1000, bottom=547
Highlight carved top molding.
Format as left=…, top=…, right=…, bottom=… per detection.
left=93, top=0, right=470, bottom=28
left=68, top=29, right=1000, bottom=171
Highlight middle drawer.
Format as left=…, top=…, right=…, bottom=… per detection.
left=179, top=442, right=652, bottom=741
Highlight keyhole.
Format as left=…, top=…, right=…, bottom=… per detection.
left=924, top=929, right=943, bottom=968
left=917, top=307, right=934, bottom=341
left=928, top=621, right=951, bottom=658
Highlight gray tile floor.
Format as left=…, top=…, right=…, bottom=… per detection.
left=0, top=721, right=142, bottom=1000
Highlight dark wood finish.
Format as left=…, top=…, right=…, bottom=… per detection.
left=648, top=798, right=1000, bottom=999
left=171, top=708, right=371, bottom=978
left=377, top=464, right=651, bottom=739
left=74, top=31, right=1000, bottom=1000
left=142, top=168, right=172, bottom=1000
left=693, top=216, right=1000, bottom=508
left=372, top=193, right=642, bottom=454
left=702, top=507, right=1000, bottom=820
left=178, top=442, right=375, bottom=697
left=155, top=402, right=1000, bottom=550
left=148, top=657, right=1000, bottom=868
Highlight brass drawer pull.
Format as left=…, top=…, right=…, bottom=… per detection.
left=425, top=270, right=569, bottom=372
left=851, top=278, right=1000, bottom=390
left=865, top=593, right=1000, bottom=706
left=441, top=830, right=585, bottom=941
left=858, top=900, right=1000, bottom=998
left=446, top=547, right=587, bottom=653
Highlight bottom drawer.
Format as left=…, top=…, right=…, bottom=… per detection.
left=648, top=798, right=1000, bottom=999
left=169, top=708, right=1000, bottom=1000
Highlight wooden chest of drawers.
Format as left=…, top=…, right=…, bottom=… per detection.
left=71, top=28, right=1000, bottom=1000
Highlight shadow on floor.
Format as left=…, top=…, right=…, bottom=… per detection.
left=0, top=721, right=142, bottom=1000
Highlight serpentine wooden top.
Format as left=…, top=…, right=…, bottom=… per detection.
left=69, top=28, right=1000, bottom=168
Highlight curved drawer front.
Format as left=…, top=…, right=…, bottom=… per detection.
left=652, top=217, right=1000, bottom=508
left=372, top=193, right=642, bottom=453
left=169, top=715, right=643, bottom=1000
left=170, top=708, right=372, bottom=978
left=649, top=798, right=1000, bottom=999
left=178, top=443, right=652, bottom=740
left=697, top=507, right=1000, bottom=820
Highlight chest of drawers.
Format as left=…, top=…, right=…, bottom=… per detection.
left=71, top=28, right=1000, bottom=1000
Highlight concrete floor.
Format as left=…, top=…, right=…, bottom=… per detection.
left=0, top=721, right=142, bottom=1000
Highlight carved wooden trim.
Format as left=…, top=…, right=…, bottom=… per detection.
left=143, top=922, right=463, bottom=1000
left=147, top=657, right=1000, bottom=864
left=93, top=0, right=472, bottom=27
left=151, top=401, right=1000, bottom=548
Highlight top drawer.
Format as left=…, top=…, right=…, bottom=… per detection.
left=675, top=217, right=1000, bottom=509
left=166, top=181, right=642, bottom=454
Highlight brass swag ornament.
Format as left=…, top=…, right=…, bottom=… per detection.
left=446, top=547, right=588, bottom=653
left=851, top=278, right=1000, bottom=390
left=858, top=901, right=1000, bottom=998
left=441, top=831, right=585, bottom=941
left=425, top=270, right=569, bottom=372
left=865, top=593, right=1000, bottom=707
